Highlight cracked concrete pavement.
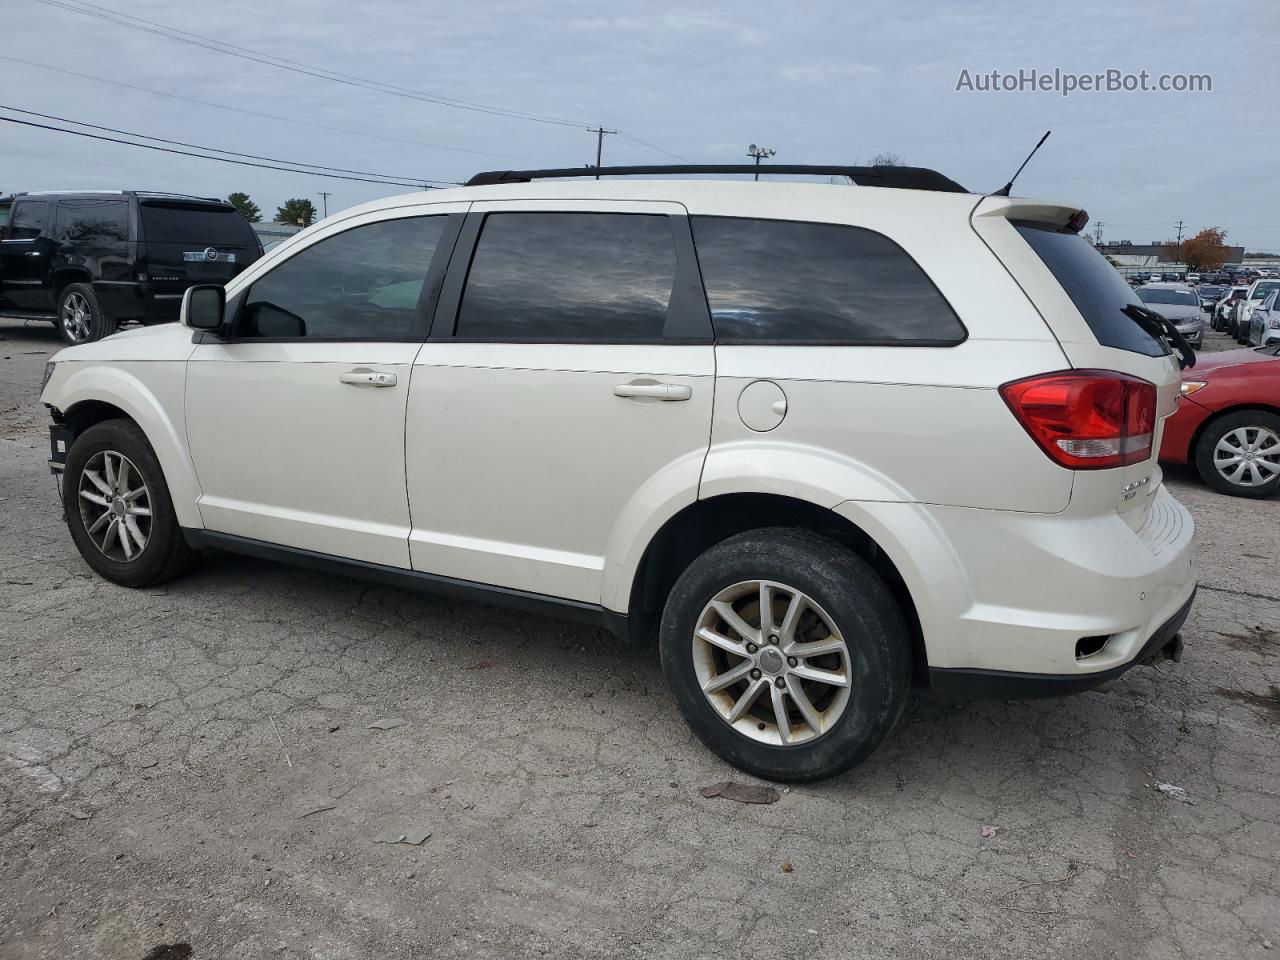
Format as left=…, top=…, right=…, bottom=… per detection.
left=1, top=319, right=1277, bottom=959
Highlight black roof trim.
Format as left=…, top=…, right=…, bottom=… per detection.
left=465, top=164, right=968, bottom=194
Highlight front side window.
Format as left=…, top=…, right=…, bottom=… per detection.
left=690, top=217, right=965, bottom=343
left=239, top=215, right=446, bottom=340
left=54, top=199, right=129, bottom=244
left=8, top=200, right=48, bottom=240
left=455, top=212, right=677, bottom=340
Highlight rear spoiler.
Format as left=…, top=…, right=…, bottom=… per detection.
left=972, top=196, right=1088, bottom=233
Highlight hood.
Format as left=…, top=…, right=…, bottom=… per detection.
left=1185, top=347, right=1278, bottom=378
left=53, top=321, right=194, bottom=363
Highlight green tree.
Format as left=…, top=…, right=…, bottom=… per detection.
left=274, top=198, right=317, bottom=227
left=227, top=191, right=262, bottom=223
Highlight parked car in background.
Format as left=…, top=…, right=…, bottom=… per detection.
left=1186, top=273, right=1201, bottom=285
left=1216, top=286, right=1250, bottom=332
left=1161, top=344, right=1280, bottom=497
left=0, top=190, right=262, bottom=344
left=1197, top=284, right=1225, bottom=311
left=1235, top=279, right=1280, bottom=344
left=1136, top=283, right=1203, bottom=348
left=1246, top=290, right=1280, bottom=347
left=37, top=165, right=1196, bottom=781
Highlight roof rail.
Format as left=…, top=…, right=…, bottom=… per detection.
left=465, top=164, right=968, bottom=194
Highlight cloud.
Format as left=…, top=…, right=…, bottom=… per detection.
left=778, top=62, right=881, bottom=83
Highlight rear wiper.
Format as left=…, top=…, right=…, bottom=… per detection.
left=1122, top=303, right=1196, bottom=369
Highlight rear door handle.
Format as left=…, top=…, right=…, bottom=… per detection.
left=339, top=369, right=397, bottom=387
left=613, top=381, right=692, bottom=402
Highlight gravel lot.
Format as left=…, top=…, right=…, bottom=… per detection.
left=1, top=319, right=1277, bottom=960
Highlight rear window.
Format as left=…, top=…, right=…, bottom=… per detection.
left=1013, top=222, right=1167, bottom=358
left=140, top=202, right=257, bottom=247
left=691, top=217, right=965, bottom=344
left=1250, top=281, right=1280, bottom=300
left=1137, top=289, right=1198, bottom=307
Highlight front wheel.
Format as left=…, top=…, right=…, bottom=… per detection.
left=659, top=528, right=911, bottom=783
left=1195, top=410, right=1280, bottom=498
left=63, top=419, right=195, bottom=586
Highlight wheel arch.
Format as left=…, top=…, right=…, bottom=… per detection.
left=1187, top=402, right=1280, bottom=461
left=623, top=492, right=929, bottom=686
left=53, top=366, right=203, bottom=528
left=51, top=268, right=94, bottom=303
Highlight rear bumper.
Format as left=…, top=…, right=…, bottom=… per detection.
left=928, top=587, right=1194, bottom=699
left=837, top=482, right=1197, bottom=685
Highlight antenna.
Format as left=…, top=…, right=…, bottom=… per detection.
left=992, top=130, right=1051, bottom=197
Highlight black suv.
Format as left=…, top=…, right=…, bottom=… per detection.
left=0, top=191, right=262, bottom=344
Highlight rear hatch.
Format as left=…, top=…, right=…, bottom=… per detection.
left=971, top=197, right=1184, bottom=528
left=137, top=199, right=262, bottom=298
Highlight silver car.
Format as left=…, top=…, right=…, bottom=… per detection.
left=1136, top=282, right=1204, bottom=349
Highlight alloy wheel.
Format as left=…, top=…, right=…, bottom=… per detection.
left=61, top=292, right=92, bottom=343
left=77, top=450, right=152, bottom=561
left=692, top=580, right=852, bottom=746
left=1213, top=425, right=1280, bottom=488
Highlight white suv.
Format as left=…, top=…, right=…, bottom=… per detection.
left=39, top=164, right=1197, bottom=782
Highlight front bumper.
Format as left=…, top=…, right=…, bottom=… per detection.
left=928, top=588, right=1194, bottom=699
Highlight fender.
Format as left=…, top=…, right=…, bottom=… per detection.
left=600, top=447, right=705, bottom=613
left=699, top=439, right=912, bottom=508
left=47, top=361, right=204, bottom=528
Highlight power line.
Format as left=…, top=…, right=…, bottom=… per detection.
left=617, top=133, right=689, bottom=163
left=0, top=114, right=450, bottom=187
left=0, top=104, right=446, bottom=183
left=31, top=0, right=592, bottom=129
left=0, top=54, right=530, bottom=162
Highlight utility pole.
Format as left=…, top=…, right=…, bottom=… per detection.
left=1094, top=221, right=1105, bottom=245
left=318, top=192, right=332, bottom=218
left=1175, top=219, right=1185, bottom=245
left=587, top=127, right=617, bottom=179
left=747, top=143, right=776, bottom=180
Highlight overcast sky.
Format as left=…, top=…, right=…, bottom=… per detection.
left=4, top=0, right=1278, bottom=250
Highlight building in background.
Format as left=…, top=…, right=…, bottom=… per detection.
left=252, top=222, right=304, bottom=249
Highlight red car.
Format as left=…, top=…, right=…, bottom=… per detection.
left=1159, top=345, right=1280, bottom=497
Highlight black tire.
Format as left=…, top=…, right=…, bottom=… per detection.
left=1194, top=409, right=1280, bottom=499
left=57, top=283, right=116, bottom=345
left=63, top=419, right=195, bottom=586
left=659, top=528, right=911, bottom=783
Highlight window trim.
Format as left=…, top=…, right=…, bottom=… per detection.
left=689, top=214, right=969, bottom=348
left=432, top=209, right=714, bottom=344
left=224, top=211, right=464, bottom=344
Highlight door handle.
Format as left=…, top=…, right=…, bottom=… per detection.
left=339, top=369, right=397, bottom=387
left=24, top=251, right=42, bottom=257
left=613, top=381, right=692, bottom=402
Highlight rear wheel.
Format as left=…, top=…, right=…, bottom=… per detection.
left=57, top=283, right=115, bottom=345
left=659, top=528, right=911, bottom=782
left=64, top=419, right=195, bottom=586
left=1195, top=410, right=1280, bottom=498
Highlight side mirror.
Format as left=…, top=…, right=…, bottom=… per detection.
left=182, top=284, right=226, bottom=331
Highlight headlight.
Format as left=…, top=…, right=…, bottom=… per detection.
left=1270, top=316, right=1280, bottom=329
left=40, top=361, right=56, bottom=393
left=1180, top=381, right=1207, bottom=397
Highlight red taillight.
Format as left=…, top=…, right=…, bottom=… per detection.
left=1000, top=370, right=1157, bottom=470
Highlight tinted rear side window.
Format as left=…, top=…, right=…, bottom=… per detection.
left=456, top=212, right=676, bottom=340
left=54, top=198, right=129, bottom=243
left=690, top=217, right=965, bottom=344
left=1014, top=222, right=1167, bottom=357
left=140, top=203, right=257, bottom=247
left=8, top=200, right=47, bottom=239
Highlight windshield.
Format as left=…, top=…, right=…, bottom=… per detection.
left=1249, top=281, right=1280, bottom=300
left=139, top=202, right=258, bottom=246
left=1013, top=222, right=1167, bottom=357
left=1137, top=289, right=1199, bottom=307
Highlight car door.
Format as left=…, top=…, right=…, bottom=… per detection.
left=405, top=200, right=715, bottom=605
left=0, top=198, right=53, bottom=311
left=185, top=202, right=467, bottom=568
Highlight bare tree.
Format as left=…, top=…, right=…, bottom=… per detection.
left=871, top=152, right=905, bottom=167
